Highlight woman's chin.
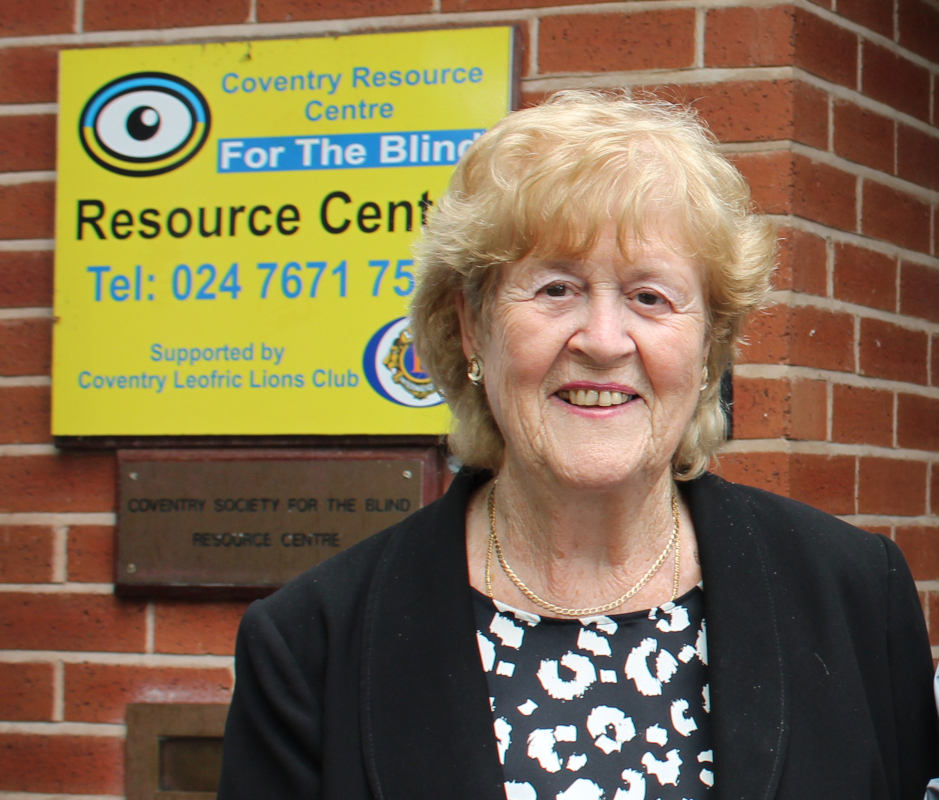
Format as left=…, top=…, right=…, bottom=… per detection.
left=518, top=445, right=663, bottom=492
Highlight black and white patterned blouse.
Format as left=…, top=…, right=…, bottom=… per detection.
left=473, top=585, right=712, bottom=800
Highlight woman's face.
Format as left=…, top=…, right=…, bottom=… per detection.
left=463, top=226, right=708, bottom=489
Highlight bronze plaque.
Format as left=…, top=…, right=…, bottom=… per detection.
left=117, top=449, right=440, bottom=594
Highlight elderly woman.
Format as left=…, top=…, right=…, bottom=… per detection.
left=218, top=92, right=938, bottom=800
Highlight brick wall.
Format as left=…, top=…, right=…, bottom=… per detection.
left=0, top=0, right=937, bottom=795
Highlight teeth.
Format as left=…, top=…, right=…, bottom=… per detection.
left=558, top=389, right=633, bottom=407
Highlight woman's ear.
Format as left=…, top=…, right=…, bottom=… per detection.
left=454, top=291, right=481, bottom=361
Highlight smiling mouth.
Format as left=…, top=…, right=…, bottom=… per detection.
left=556, top=389, right=637, bottom=407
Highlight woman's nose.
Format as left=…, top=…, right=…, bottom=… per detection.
left=567, top=296, right=636, bottom=366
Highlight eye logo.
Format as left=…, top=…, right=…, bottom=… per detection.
left=79, top=72, right=211, bottom=177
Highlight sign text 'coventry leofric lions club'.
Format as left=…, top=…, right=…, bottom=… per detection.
left=53, top=28, right=514, bottom=435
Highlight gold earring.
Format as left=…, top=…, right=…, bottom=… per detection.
left=467, top=355, right=485, bottom=385
left=700, top=365, right=709, bottom=392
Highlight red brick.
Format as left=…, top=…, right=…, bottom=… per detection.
left=793, top=154, right=857, bottom=232
left=900, top=262, right=939, bottom=323
left=932, top=463, right=939, bottom=513
left=0, top=0, right=73, bottom=36
left=731, top=150, right=793, bottom=215
left=789, top=378, right=828, bottom=440
left=0, top=251, right=54, bottom=308
left=84, top=0, right=249, bottom=30
left=898, top=0, right=939, bottom=63
left=704, top=5, right=794, bottom=67
left=732, top=377, right=826, bottom=440
left=0, top=319, right=51, bottom=376
left=775, top=227, right=827, bottom=295
left=838, top=0, right=894, bottom=37
left=898, top=125, right=939, bottom=193
left=155, top=600, right=250, bottom=655
left=832, top=100, right=894, bottom=174
left=860, top=318, right=928, bottom=384
left=862, top=525, right=893, bottom=536
left=0, top=453, right=116, bottom=513
left=859, top=457, right=927, bottom=515
left=737, top=303, right=789, bottom=365
left=0, top=386, right=52, bottom=444
left=790, top=453, right=856, bottom=515
left=689, top=80, right=796, bottom=144
left=833, top=243, right=896, bottom=312
left=67, top=526, right=114, bottom=583
left=711, top=451, right=788, bottom=494
left=898, top=526, right=939, bottom=580
left=789, top=305, right=855, bottom=372
left=731, top=377, right=788, bottom=438
left=539, top=10, right=696, bottom=74
left=0, top=526, right=53, bottom=583
left=0, top=48, right=59, bottom=105
left=0, top=116, right=56, bottom=173
left=862, top=41, right=930, bottom=122
left=0, top=663, right=54, bottom=721
left=792, top=81, right=829, bottom=150
left=0, top=594, right=145, bottom=652
left=64, top=664, right=232, bottom=723
left=863, top=181, right=931, bottom=253
left=0, top=183, right=55, bottom=241
left=897, top=394, right=939, bottom=451
left=793, top=8, right=858, bottom=88
left=0, top=733, right=122, bottom=794
left=832, top=383, right=894, bottom=447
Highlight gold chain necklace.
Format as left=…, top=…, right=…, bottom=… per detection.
left=484, top=480, right=682, bottom=617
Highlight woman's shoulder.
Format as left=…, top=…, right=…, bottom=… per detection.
left=689, top=470, right=895, bottom=574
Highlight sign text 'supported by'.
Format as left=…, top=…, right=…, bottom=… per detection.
left=54, top=28, right=514, bottom=435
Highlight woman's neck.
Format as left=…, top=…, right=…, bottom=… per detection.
left=466, top=461, right=701, bottom=617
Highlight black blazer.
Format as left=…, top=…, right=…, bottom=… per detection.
left=218, top=471, right=939, bottom=800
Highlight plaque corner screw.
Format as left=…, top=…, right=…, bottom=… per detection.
left=402, top=470, right=412, bottom=479
left=126, top=563, right=137, bottom=574
left=129, top=472, right=138, bottom=481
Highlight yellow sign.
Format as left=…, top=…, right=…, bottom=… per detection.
left=53, top=28, right=514, bottom=435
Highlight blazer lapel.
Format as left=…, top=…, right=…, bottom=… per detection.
left=360, top=470, right=505, bottom=800
left=684, top=473, right=789, bottom=800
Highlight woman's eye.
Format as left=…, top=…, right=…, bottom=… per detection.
left=544, top=283, right=568, bottom=297
left=635, top=291, right=664, bottom=306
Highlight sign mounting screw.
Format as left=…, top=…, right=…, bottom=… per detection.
left=402, top=470, right=412, bottom=479
left=127, top=563, right=137, bottom=574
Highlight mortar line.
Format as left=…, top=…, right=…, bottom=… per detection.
left=52, top=659, right=64, bottom=722
left=856, top=35, right=862, bottom=93
left=529, top=17, right=539, bottom=78
left=892, top=391, right=899, bottom=449
left=51, top=526, right=67, bottom=584
left=733, top=363, right=939, bottom=399
left=146, top=601, right=156, bottom=654
left=765, top=214, right=939, bottom=267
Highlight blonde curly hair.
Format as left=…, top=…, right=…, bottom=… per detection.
left=410, top=90, right=776, bottom=479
